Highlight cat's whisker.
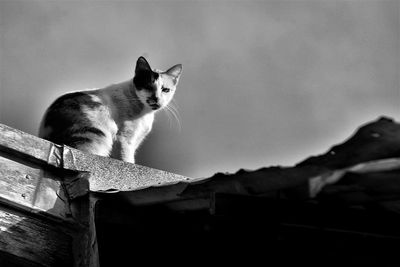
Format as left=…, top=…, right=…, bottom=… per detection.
left=165, top=103, right=182, bottom=132
left=167, top=100, right=182, bottom=123
left=172, top=109, right=182, bottom=132
left=170, top=99, right=180, bottom=111
left=165, top=106, right=175, bottom=130
left=171, top=108, right=182, bottom=130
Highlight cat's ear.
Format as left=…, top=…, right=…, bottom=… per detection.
left=135, top=56, right=152, bottom=74
left=166, top=64, right=182, bottom=84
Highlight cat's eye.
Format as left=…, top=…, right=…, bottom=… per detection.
left=162, top=87, right=171, bottom=93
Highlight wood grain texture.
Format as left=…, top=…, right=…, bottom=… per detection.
left=0, top=205, right=73, bottom=267
left=0, top=124, right=61, bottom=167
left=0, top=156, right=70, bottom=221
left=0, top=123, right=96, bottom=266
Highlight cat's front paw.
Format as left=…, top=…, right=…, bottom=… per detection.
left=123, top=157, right=135, bottom=164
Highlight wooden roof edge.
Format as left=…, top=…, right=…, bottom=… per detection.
left=0, top=123, right=58, bottom=167
left=2, top=116, right=399, bottom=207
left=0, top=123, right=198, bottom=196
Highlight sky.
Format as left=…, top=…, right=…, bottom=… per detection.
left=0, top=0, right=399, bottom=179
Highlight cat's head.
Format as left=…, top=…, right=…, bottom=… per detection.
left=133, top=57, right=182, bottom=111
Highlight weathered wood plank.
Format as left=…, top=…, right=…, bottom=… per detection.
left=0, top=135, right=94, bottom=267
left=0, top=156, right=71, bottom=221
left=0, top=124, right=60, bottom=167
left=0, top=205, right=73, bottom=267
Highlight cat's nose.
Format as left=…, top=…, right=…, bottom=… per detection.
left=147, top=96, right=161, bottom=110
left=148, top=95, right=159, bottom=104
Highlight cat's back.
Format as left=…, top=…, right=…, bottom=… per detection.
left=39, top=90, right=116, bottom=151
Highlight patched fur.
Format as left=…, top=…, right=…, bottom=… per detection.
left=39, top=57, right=182, bottom=163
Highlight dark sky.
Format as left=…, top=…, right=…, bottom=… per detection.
left=0, top=0, right=399, bottom=178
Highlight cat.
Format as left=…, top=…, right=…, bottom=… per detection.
left=39, top=56, right=182, bottom=163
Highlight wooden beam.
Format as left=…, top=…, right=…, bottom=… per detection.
left=0, top=152, right=96, bottom=266
left=0, top=204, right=74, bottom=267
left=0, top=155, right=72, bottom=223
left=0, top=124, right=59, bottom=167
left=0, top=123, right=100, bottom=267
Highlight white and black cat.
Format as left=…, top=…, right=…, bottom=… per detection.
left=39, top=56, right=182, bottom=163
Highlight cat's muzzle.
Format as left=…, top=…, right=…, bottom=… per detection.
left=147, top=99, right=160, bottom=110
left=150, top=104, right=161, bottom=110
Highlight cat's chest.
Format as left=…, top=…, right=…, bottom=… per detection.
left=119, top=114, right=154, bottom=140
